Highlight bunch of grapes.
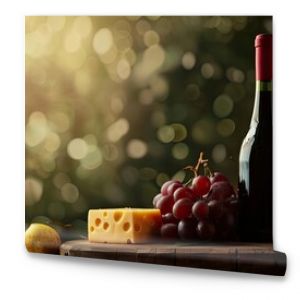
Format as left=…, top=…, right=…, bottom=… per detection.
left=153, top=153, right=238, bottom=242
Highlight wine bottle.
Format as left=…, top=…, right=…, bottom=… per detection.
left=238, top=34, right=273, bottom=243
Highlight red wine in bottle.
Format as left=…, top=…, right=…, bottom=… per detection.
left=238, top=34, right=273, bottom=242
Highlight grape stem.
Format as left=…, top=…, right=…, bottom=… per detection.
left=183, top=152, right=209, bottom=178
left=184, top=178, right=193, bottom=186
left=183, top=165, right=198, bottom=177
left=203, top=162, right=213, bottom=177
left=195, top=152, right=208, bottom=174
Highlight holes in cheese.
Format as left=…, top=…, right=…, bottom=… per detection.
left=103, top=222, right=110, bottom=230
left=123, top=222, right=131, bottom=232
left=134, top=223, right=141, bottom=232
left=113, top=211, right=123, bottom=222
left=88, top=208, right=162, bottom=244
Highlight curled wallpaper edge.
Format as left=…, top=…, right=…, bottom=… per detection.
left=59, top=240, right=286, bottom=276
left=26, top=17, right=287, bottom=277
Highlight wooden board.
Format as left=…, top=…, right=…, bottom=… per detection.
left=60, top=240, right=286, bottom=276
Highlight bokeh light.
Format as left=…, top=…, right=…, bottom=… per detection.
left=157, top=125, right=175, bottom=143
left=93, top=28, right=114, bottom=55
left=25, top=177, right=43, bottom=206
left=201, top=63, right=215, bottom=79
left=26, top=112, right=48, bottom=147
left=182, top=52, right=196, bottom=70
left=126, top=139, right=148, bottom=159
left=213, top=94, right=234, bottom=118
left=67, top=138, right=88, bottom=160
left=61, top=183, right=79, bottom=203
left=216, top=118, right=236, bottom=137
left=106, top=118, right=130, bottom=142
left=212, top=144, right=227, bottom=163
left=144, top=30, right=160, bottom=47
left=172, top=143, right=189, bottom=160
left=81, top=145, right=103, bottom=169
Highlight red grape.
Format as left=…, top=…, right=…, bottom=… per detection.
left=174, top=186, right=197, bottom=202
left=156, top=195, right=174, bottom=215
left=160, top=223, right=178, bottom=239
left=196, top=221, right=216, bottom=240
left=166, top=182, right=182, bottom=195
left=152, top=193, right=162, bottom=208
left=192, top=175, right=211, bottom=197
left=162, top=213, right=178, bottom=224
left=161, top=180, right=179, bottom=195
left=207, top=181, right=235, bottom=201
left=192, top=200, right=209, bottom=220
left=178, top=219, right=197, bottom=240
left=157, top=166, right=238, bottom=241
left=208, top=200, right=224, bottom=220
left=210, top=172, right=229, bottom=184
left=173, top=198, right=193, bottom=219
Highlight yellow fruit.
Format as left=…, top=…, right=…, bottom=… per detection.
left=25, top=223, right=61, bottom=254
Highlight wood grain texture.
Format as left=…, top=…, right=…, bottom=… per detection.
left=60, top=240, right=286, bottom=276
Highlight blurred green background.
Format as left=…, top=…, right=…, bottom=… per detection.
left=25, top=16, right=272, bottom=236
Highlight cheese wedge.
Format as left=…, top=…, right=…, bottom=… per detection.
left=88, top=208, right=162, bottom=244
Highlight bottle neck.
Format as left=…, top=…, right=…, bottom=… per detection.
left=250, top=80, right=272, bottom=127
left=255, top=34, right=272, bottom=81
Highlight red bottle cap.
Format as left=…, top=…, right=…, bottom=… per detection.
left=255, top=34, right=272, bottom=81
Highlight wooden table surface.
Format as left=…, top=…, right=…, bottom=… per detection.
left=60, top=240, right=286, bottom=276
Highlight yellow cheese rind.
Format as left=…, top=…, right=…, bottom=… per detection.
left=88, top=208, right=162, bottom=244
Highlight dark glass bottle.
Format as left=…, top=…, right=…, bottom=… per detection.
left=238, top=34, right=273, bottom=243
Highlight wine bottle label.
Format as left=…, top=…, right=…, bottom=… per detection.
left=256, top=81, right=272, bottom=91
